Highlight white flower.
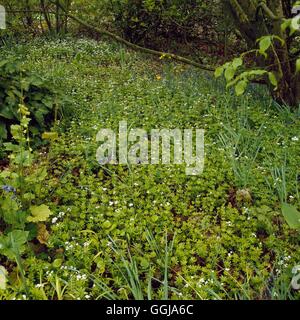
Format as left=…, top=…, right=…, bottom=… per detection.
left=129, top=203, right=134, bottom=207
left=52, top=217, right=58, bottom=224
left=291, top=136, right=299, bottom=142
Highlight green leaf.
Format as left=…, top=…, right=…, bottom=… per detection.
left=258, top=36, right=272, bottom=58
left=296, top=59, right=300, bottom=74
left=235, top=80, right=248, bottom=96
left=281, top=203, right=300, bottom=230
left=232, top=57, right=243, bottom=70
left=52, top=258, right=63, bottom=268
left=281, top=19, right=291, bottom=33
left=268, top=72, right=278, bottom=88
left=0, top=230, right=29, bottom=260
left=224, top=66, right=235, bottom=82
left=103, top=220, right=112, bottom=229
left=42, top=132, right=58, bottom=140
left=27, top=204, right=52, bottom=222
left=214, top=66, right=224, bottom=78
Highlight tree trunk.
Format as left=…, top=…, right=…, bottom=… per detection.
left=40, top=0, right=53, bottom=32
left=225, top=0, right=300, bottom=107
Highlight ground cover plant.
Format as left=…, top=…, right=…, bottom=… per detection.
left=0, top=37, right=299, bottom=300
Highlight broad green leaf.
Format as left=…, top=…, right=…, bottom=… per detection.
left=281, top=203, right=300, bottom=230
left=235, top=80, right=248, bottom=96
left=232, top=57, right=243, bottom=70
left=258, top=36, right=272, bottom=58
left=268, top=72, right=278, bottom=87
left=224, top=66, right=235, bottom=82
left=214, top=66, right=224, bottom=78
left=27, top=204, right=52, bottom=222
left=0, top=230, right=29, bottom=260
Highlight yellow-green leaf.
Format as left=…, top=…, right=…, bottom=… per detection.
left=258, top=36, right=271, bottom=58
left=296, top=59, right=300, bottom=74
left=268, top=72, right=278, bottom=88
left=224, top=66, right=235, bottom=82
left=27, top=204, right=52, bottom=222
left=214, top=66, right=224, bottom=78
left=232, top=57, right=243, bottom=70
left=235, top=80, right=248, bottom=96
left=42, top=132, right=58, bottom=140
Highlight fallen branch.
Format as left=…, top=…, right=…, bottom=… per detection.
left=50, top=0, right=216, bottom=72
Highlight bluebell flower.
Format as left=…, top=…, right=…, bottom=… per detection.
left=1, top=185, right=16, bottom=193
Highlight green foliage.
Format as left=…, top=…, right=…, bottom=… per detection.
left=215, top=35, right=284, bottom=96
left=0, top=58, right=65, bottom=146
left=0, top=38, right=299, bottom=300
left=0, top=105, right=52, bottom=267
left=281, top=203, right=300, bottom=230
left=95, top=0, right=222, bottom=46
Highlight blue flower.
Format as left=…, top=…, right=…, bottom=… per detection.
left=1, top=185, right=16, bottom=193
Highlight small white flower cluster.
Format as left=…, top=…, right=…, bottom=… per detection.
left=227, top=250, right=234, bottom=257
left=291, top=136, right=299, bottom=142
left=52, top=211, right=66, bottom=224
left=197, top=277, right=214, bottom=288
left=83, top=241, right=90, bottom=248
left=61, top=265, right=77, bottom=272
left=278, top=255, right=291, bottom=268
left=64, top=241, right=80, bottom=251
left=46, top=270, right=54, bottom=277
left=76, top=273, right=87, bottom=281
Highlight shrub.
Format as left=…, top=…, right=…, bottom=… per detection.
left=0, top=58, right=66, bottom=147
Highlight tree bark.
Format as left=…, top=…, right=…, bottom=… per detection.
left=225, top=0, right=300, bottom=107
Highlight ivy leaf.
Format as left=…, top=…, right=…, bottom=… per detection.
left=235, top=80, right=248, bottom=96
left=281, top=203, right=300, bottom=230
left=27, top=204, right=52, bottom=223
left=268, top=72, right=278, bottom=88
